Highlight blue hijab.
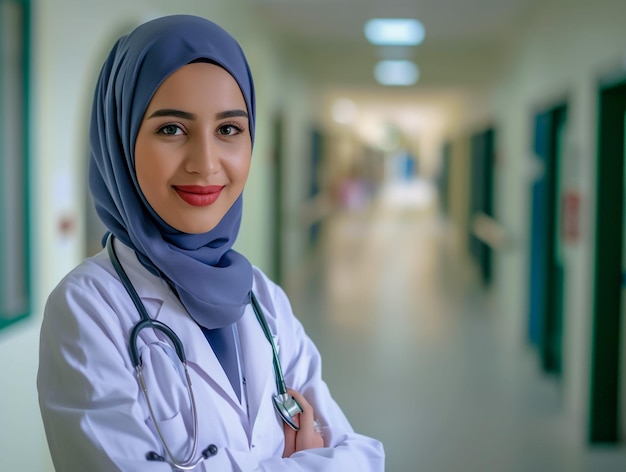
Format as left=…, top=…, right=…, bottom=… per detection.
left=89, top=15, right=255, bottom=330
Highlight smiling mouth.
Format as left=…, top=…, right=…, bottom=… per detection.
left=173, top=185, right=224, bottom=206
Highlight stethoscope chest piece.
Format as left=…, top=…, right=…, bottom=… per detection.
left=273, top=393, right=303, bottom=431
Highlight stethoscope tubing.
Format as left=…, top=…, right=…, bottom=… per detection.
left=107, top=234, right=210, bottom=468
left=250, top=291, right=288, bottom=396
left=105, top=232, right=303, bottom=467
left=106, top=234, right=188, bottom=367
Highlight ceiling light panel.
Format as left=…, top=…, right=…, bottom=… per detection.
left=374, top=60, right=419, bottom=86
left=364, top=18, right=425, bottom=46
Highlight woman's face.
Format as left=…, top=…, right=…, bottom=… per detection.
left=135, top=62, right=251, bottom=234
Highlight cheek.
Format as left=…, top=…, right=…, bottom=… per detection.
left=134, top=144, right=148, bottom=194
left=238, top=153, right=252, bottom=174
left=135, top=141, right=170, bottom=199
left=135, top=149, right=152, bottom=189
left=230, top=147, right=252, bottom=180
left=135, top=164, right=154, bottom=198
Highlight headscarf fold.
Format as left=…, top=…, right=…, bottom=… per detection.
left=89, top=15, right=255, bottom=329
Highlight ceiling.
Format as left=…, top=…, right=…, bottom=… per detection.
left=246, top=0, right=540, bottom=147
left=248, top=0, right=537, bottom=92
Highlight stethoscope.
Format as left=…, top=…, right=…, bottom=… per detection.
left=106, top=234, right=303, bottom=470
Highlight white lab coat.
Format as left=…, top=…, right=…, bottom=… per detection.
left=37, top=239, right=384, bottom=471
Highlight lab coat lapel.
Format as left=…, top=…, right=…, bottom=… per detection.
left=114, top=240, right=242, bottom=406
left=158, top=299, right=242, bottom=405
left=238, top=303, right=275, bottom=429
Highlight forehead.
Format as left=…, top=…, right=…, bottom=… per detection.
left=146, top=62, right=246, bottom=109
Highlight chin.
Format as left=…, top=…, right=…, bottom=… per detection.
left=166, top=219, right=217, bottom=234
left=166, top=209, right=223, bottom=234
left=184, top=225, right=218, bottom=234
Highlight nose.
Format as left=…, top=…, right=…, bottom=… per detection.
left=185, top=134, right=219, bottom=176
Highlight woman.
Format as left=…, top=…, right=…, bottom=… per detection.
left=37, top=14, right=384, bottom=472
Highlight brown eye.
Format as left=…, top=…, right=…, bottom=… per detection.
left=217, top=123, right=244, bottom=136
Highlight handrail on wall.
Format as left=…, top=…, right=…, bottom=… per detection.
left=471, top=213, right=512, bottom=250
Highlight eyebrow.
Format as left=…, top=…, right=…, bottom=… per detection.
left=146, top=108, right=248, bottom=120
left=147, top=109, right=195, bottom=120
left=216, top=109, right=248, bottom=120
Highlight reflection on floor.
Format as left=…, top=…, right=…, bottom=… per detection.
left=286, top=180, right=626, bottom=472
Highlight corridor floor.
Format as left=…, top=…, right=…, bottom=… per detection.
left=285, top=181, right=626, bottom=472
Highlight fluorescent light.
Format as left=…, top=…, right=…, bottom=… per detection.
left=374, top=60, right=419, bottom=86
left=364, top=19, right=425, bottom=46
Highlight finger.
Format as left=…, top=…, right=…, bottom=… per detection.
left=287, top=389, right=324, bottom=450
left=282, top=420, right=297, bottom=458
left=287, top=388, right=314, bottom=428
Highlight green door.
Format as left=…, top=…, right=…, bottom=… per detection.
left=0, top=0, right=31, bottom=330
left=528, top=105, right=567, bottom=374
left=589, top=78, right=626, bottom=443
left=545, top=107, right=567, bottom=375
left=621, top=105, right=626, bottom=442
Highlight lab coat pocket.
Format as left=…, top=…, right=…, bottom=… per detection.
left=147, top=410, right=192, bottom=459
left=139, top=340, right=194, bottom=458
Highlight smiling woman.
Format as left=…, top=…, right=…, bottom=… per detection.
left=37, top=14, right=384, bottom=471
left=0, top=0, right=31, bottom=330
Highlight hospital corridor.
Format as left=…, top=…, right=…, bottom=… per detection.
left=287, top=181, right=626, bottom=472
left=2, top=0, right=626, bottom=471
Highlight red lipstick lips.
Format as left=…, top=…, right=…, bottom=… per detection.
left=174, top=185, right=224, bottom=206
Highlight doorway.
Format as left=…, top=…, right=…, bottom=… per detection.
left=468, top=128, right=495, bottom=285
left=0, top=0, right=31, bottom=330
left=270, top=113, right=285, bottom=285
left=589, top=78, right=626, bottom=444
left=528, top=104, right=568, bottom=375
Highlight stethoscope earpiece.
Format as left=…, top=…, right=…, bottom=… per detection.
left=201, top=444, right=219, bottom=459
left=273, top=393, right=303, bottom=431
left=146, top=451, right=165, bottom=462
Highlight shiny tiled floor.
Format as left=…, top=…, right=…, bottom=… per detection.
left=286, top=180, right=626, bottom=472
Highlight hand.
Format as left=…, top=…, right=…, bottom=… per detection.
left=282, top=388, right=325, bottom=458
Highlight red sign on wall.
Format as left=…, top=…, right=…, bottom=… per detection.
left=562, top=191, right=580, bottom=242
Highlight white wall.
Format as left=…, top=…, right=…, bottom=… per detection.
left=490, top=0, right=626, bottom=442
left=0, top=1, right=316, bottom=470
left=234, top=30, right=316, bottom=277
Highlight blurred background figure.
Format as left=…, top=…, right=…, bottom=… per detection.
left=1, top=0, right=625, bottom=470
